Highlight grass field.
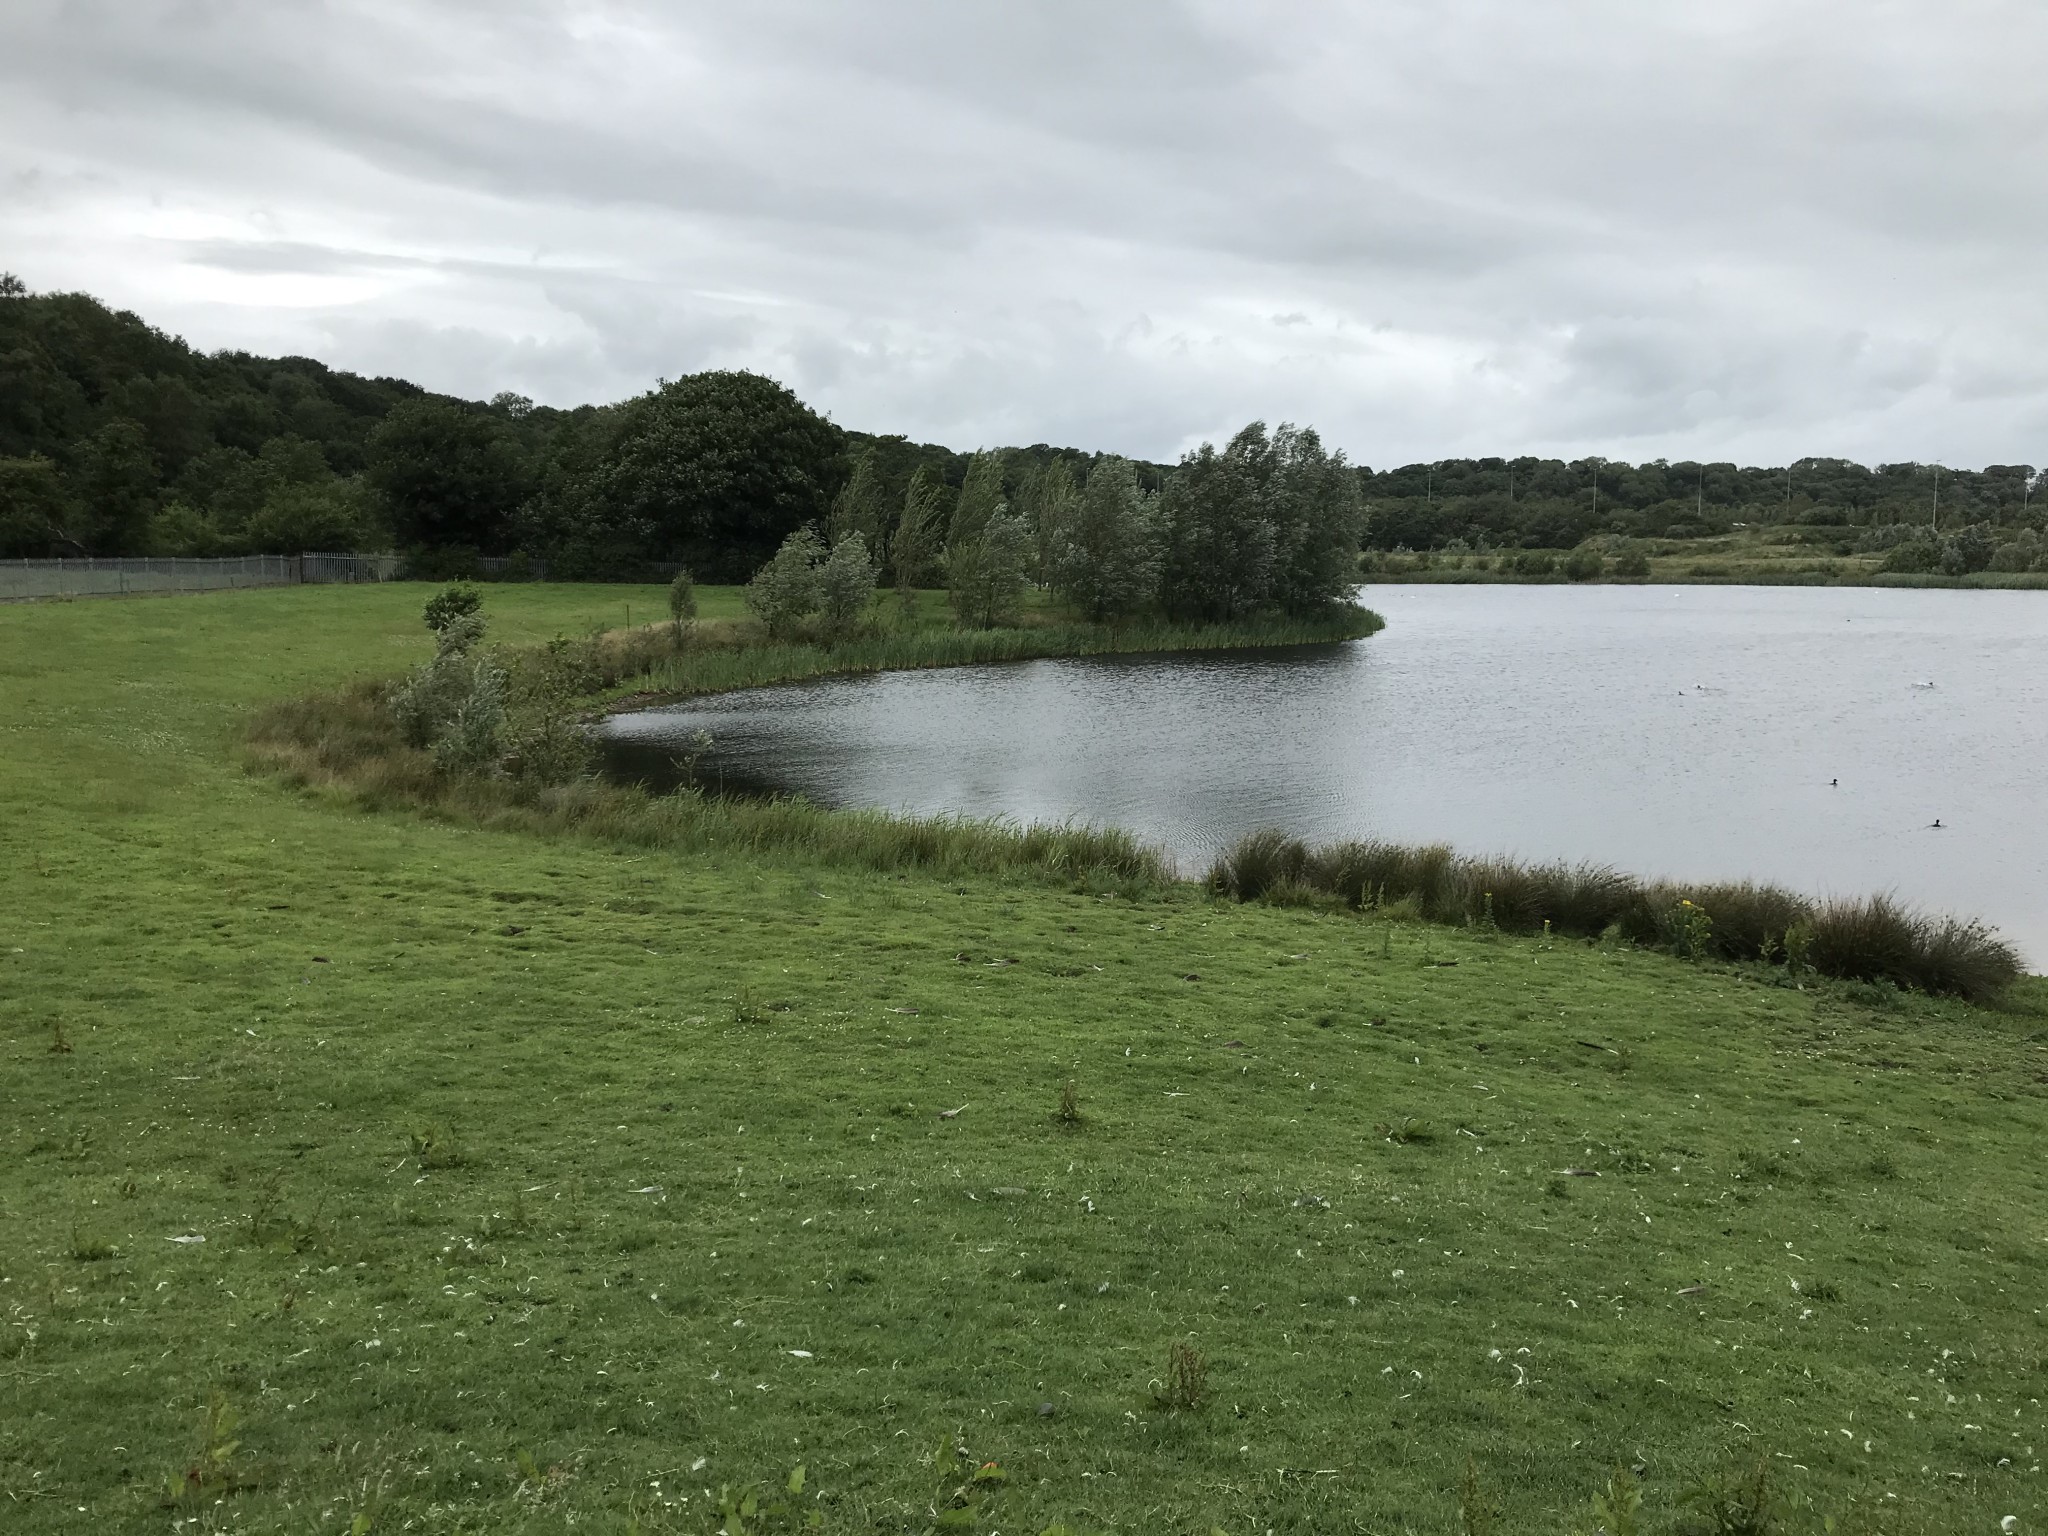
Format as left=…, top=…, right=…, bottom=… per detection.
left=3, top=584, right=2046, bottom=1534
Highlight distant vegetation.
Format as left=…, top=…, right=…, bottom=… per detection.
left=5, top=273, right=2042, bottom=586
left=1358, top=454, right=2047, bottom=569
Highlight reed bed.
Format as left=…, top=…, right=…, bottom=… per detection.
left=246, top=683, right=1171, bottom=891
left=1207, top=828, right=2022, bottom=1003
left=609, top=609, right=1383, bottom=706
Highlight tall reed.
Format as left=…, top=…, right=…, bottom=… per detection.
left=1207, top=829, right=2021, bottom=1003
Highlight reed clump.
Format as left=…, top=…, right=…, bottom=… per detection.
left=1207, top=829, right=2022, bottom=1003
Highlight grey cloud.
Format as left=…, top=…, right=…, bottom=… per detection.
left=4, top=0, right=2047, bottom=466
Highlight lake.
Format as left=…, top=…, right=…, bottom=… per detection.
left=600, top=585, right=2048, bottom=967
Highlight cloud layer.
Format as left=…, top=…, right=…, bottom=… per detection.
left=5, top=0, right=2045, bottom=467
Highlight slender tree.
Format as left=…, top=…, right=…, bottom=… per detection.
left=1263, top=423, right=1364, bottom=614
left=1157, top=425, right=1277, bottom=621
left=947, top=504, right=1031, bottom=628
left=828, top=446, right=889, bottom=547
left=891, top=465, right=947, bottom=603
left=1027, top=458, right=1079, bottom=587
left=949, top=450, right=1007, bottom=549
left=816, top=532, right=878, bottom=639
left=1053, top=455, right=1159, bottom=621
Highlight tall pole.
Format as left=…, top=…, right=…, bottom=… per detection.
left=1697, top=464, right=1704, bottom=520
left=1931, top=464, right=1940, bottom=528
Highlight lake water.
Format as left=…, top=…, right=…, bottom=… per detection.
left=600, top=585, right=2048, bottom=967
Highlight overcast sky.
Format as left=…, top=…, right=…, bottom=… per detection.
left=5, top=1, right=2046, bottom=469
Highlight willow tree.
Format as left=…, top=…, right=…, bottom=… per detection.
left=948, top=450, right=1007, bottom=548
left=1052, top=454, right=1158, bottom=621
left=828, top=446, right=889, bottom=548
left=891, top=465, right=948, bottom=603
left=947, top=504, right=1031, bottom=628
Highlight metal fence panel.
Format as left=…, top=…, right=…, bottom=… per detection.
left=0, top=554, right=403, bottom=601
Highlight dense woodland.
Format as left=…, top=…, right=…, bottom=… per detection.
left=4, top=275, right=2045, bottom=584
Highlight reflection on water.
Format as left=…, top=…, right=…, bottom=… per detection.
left=600, top=585, right=2048, bottom=966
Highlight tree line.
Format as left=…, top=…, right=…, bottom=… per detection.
left=1360, top=455, right=2044, bottom=554
left=3, top=274, right=2041, bottom=579
left=741, top=421, right=1363, bottom=632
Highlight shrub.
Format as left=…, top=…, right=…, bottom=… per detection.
left=744, top=527, right=827, bottom=638
left=1562, top=546, right=1605, bottom=581
left=428, top=656, right=507, bottom=776
left=667, top=567, right=697, bottom=641
left=422, top=584, right=482, bottom=634
left=388, top=612, right=489, bottom=749
left=815, top=533, right=877, bottom=639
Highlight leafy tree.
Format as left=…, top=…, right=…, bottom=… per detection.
left=1026, top=458, right=1079, bottom=586
left=827, top=446, right=889, bottom=547
left=1157, top=427, right=1276, bottom=621
left=367, top=399, right=528, bottom=554
left=0, top=453, right=70, bottom=556
left=891, top=465, right=948, bottom=600
left=744, top=526, right=828, bottom=638
left=947, top=505, right=1031, bottom=628
left=589, top=372, right=844, bottom=581
left=65, top=418, right=159, bottom=554
left=816, top=533, right=878, bottom=639
left=948, top=450, right=1007, bottom=548
left=241, top=476, right=382, bottom=553
left=1262, top=423, right=1363, bottom=613
left=1052, top=454, right=1158, bottom=621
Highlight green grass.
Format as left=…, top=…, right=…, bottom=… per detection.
left=4, top=583, right=2048, bottom=1534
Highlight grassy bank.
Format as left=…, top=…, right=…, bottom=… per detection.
left=4, top=584, right=2047, bottom=1534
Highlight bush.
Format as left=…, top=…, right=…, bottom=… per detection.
left=816, top=533, right=878, bottom=639
left=667, top=567, right=697, bottom=638
left=1612, top=546, right=1651, bottom=579
left=744, top=527, right=827, bottom=638
left=422, top=584, right=482, bottom=634
left=1562, top=547, right=1605, bottom=581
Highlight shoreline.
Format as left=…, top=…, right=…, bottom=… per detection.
left=589, top=605, right=1387, bottom=718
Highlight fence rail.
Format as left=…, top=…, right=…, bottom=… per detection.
left=0, top=553, right=403, bottom=601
